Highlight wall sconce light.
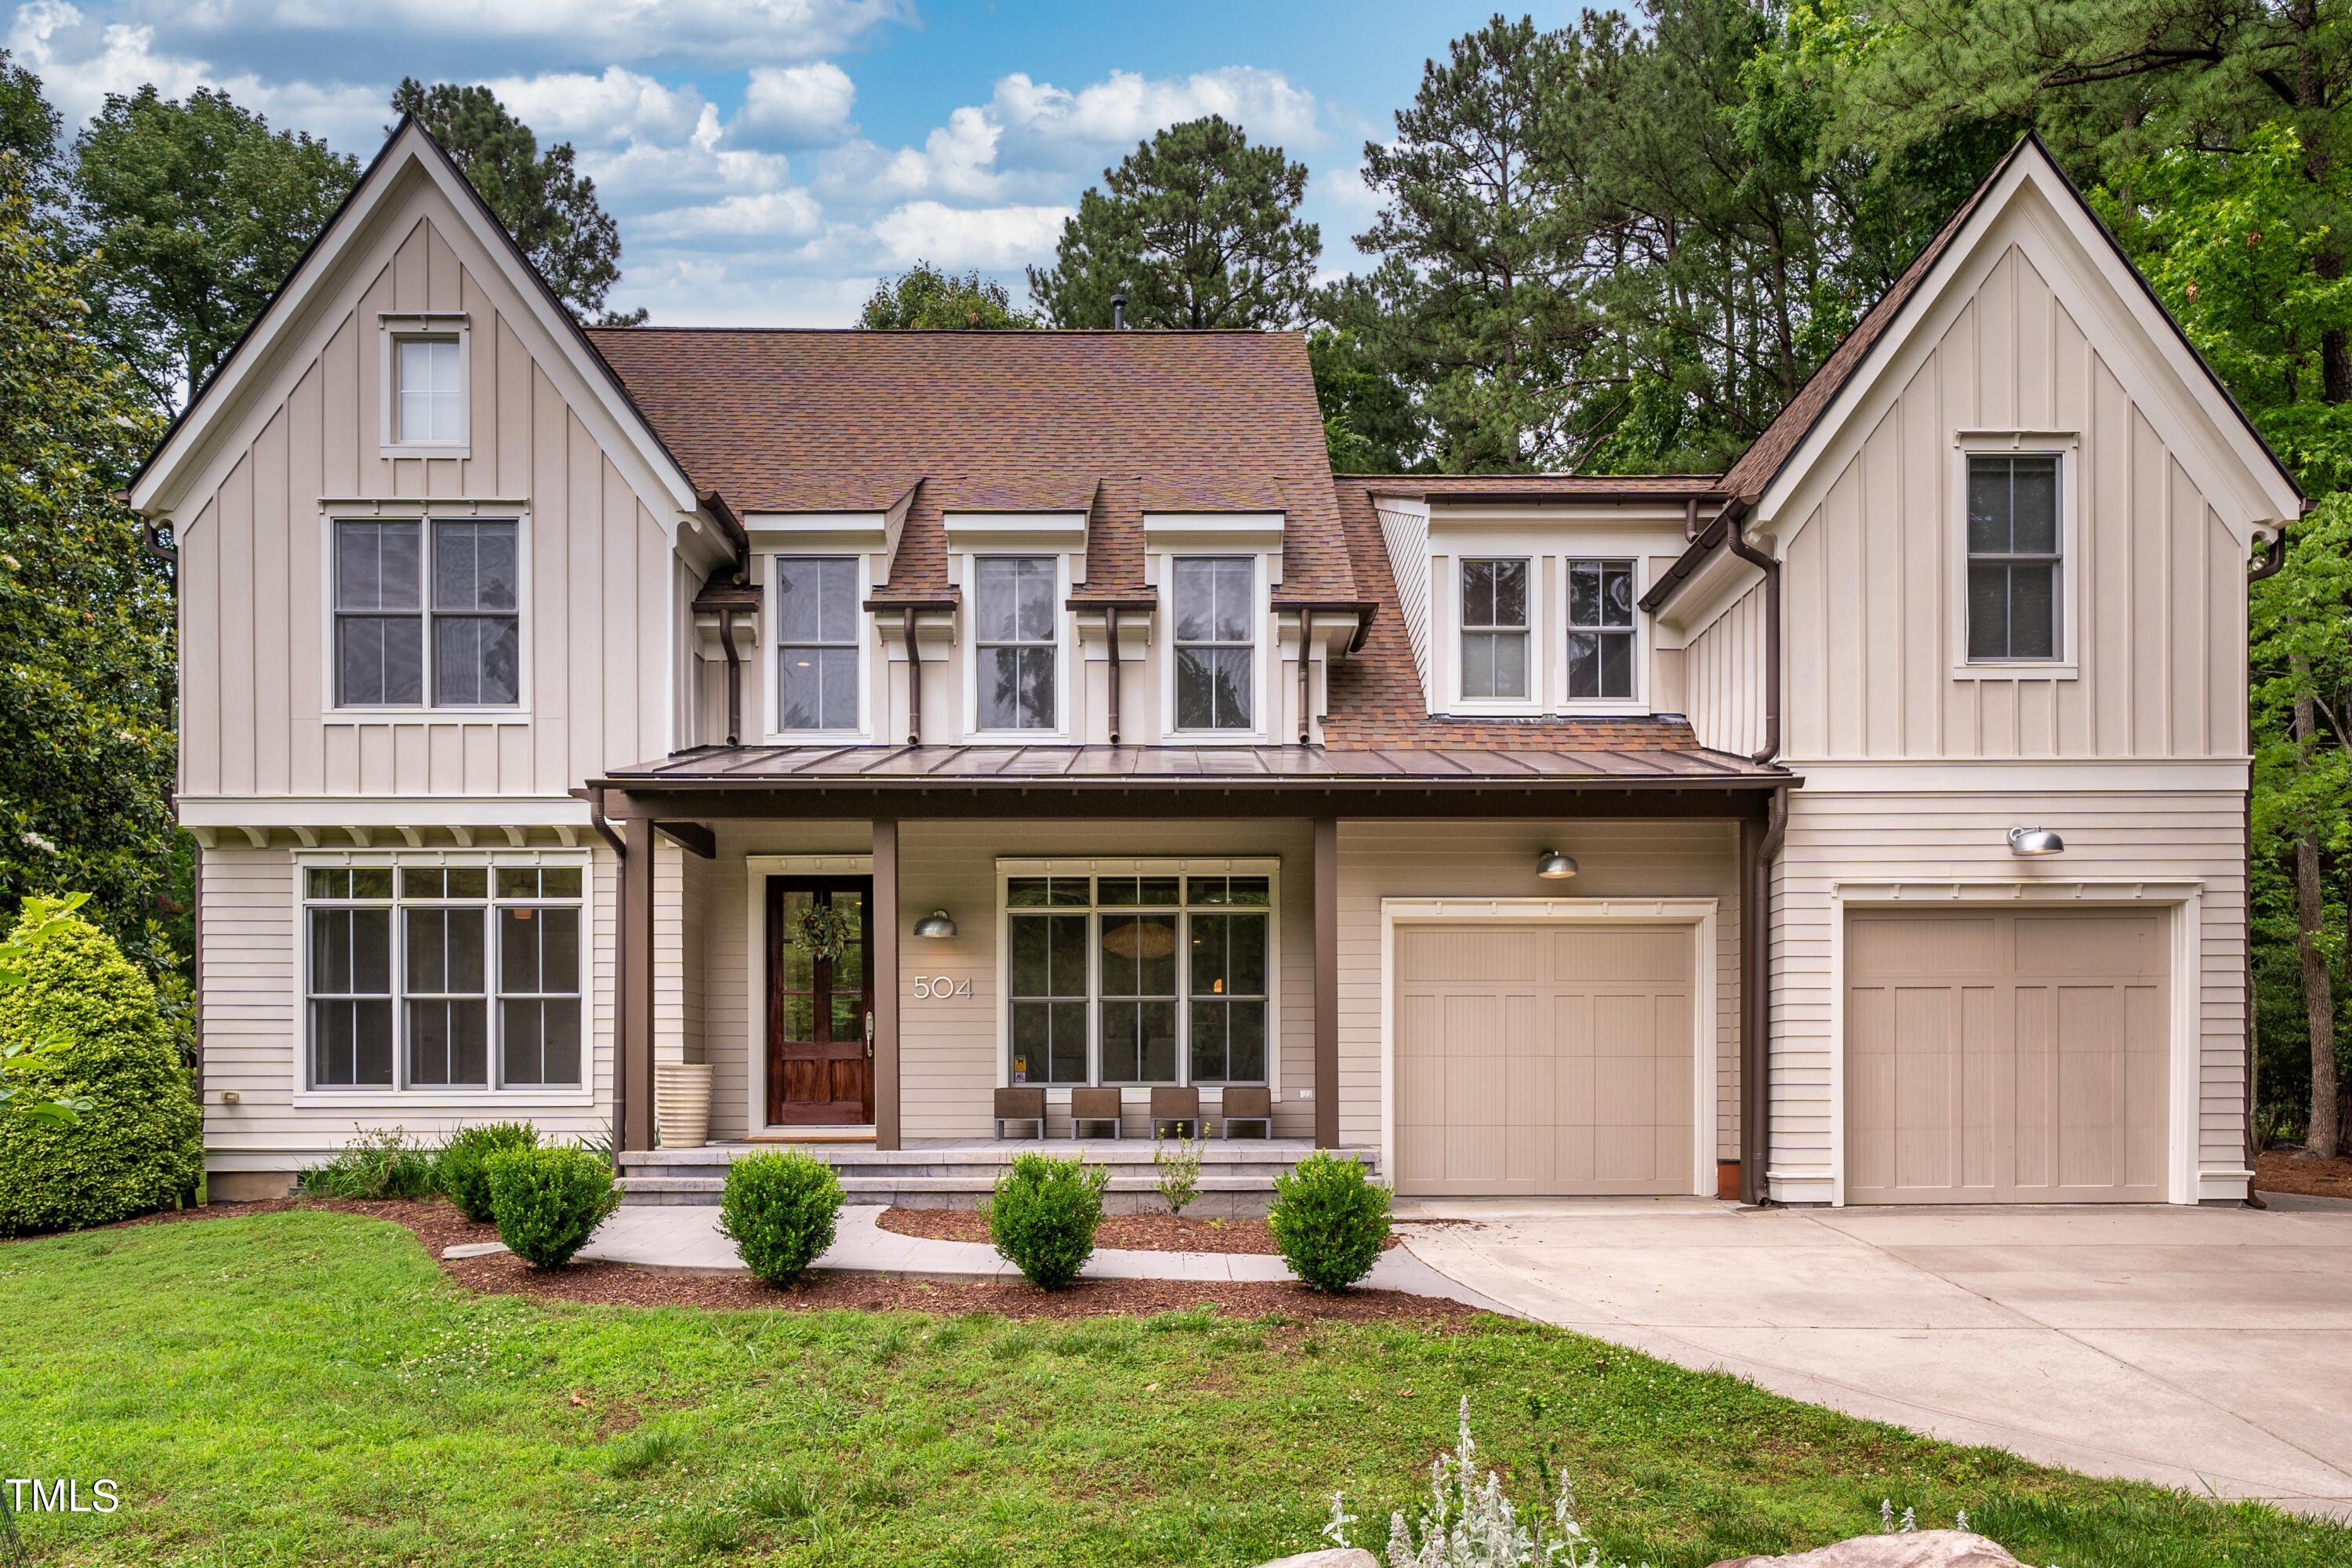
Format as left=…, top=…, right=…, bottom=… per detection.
left=912, top=909, right=958, bottom=938
left=2007, top=826, right=2065, bottom=856
left=1535, top=848, right=1579, bottom=880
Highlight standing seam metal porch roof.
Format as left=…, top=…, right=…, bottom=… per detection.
left=594, top=742, right=1788, bottom=790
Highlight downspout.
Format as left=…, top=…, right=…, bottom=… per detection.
left=903, top=607, right=922, bottom=745
left=2244, top=524, right=2288, bottom=1204
left=589, top=788, right=630, bottom=1155
left=1683, top=496, right=1700, bottom=543
left=1723, top=503, right=1780, bottom=765
left=718, top=607, right=741, bottom=747
left=1105, top=604, right=1120, bottom=744
left=1744, top=782, right=1789, bottom=1206
left=1298, top=608, right=1314, bottom=744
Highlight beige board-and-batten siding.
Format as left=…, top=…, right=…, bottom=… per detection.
left=1766, top=787, right=2248, bottom=1205
left=172, top=192, right=691, bottom=804
left=1334, top=818, right=1742, bottom=1162
left=1775, top=240, right=2249, bottom=766
left=687, top=819, right=1318, bottom=1142
left=197, top=840, right=619, bottom=1173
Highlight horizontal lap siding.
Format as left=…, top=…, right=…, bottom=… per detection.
left=1768, top=790, right=2246, bottom=1199
left=198, top=841, right=617, bottom=1169
left=1336, top=819, right=1742, bottom=1159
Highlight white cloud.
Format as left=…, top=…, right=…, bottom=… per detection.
left=737, top=60, right=854, bottom=143
left=163, top=0, right=909, bottom=67
left=10, top=1, right=383, bottom=145
left=577, top=106, right=795, bottom=203
left=1314, top=161, right=1385, bottom=226
left=640, top=187, right=822, bottom=241
left=482, top=66, right=706, bottom=147
left=989, top=66, right=1321, bottom=154
left=870, top=199, right=1069, bottom=269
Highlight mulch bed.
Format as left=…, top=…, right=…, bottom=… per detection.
left=64, top=1198, right=1478, bottom=1323
left=2255, top=1149, right=2352, bottom=1201
left=877, top=1206, right=1403, bottom=1255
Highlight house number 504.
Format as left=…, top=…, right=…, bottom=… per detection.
left=911, top=975, right=974, bottom=1000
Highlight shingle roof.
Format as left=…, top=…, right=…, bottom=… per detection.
left=1356, top=474, right=1725, bottom=503
left=585, top=328, right=1360, bottom=604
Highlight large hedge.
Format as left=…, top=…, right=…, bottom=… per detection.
left=0, top=910, right=202, bottom=1234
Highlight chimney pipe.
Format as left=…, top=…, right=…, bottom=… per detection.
left=1111, top=282, right=1131, bottom=330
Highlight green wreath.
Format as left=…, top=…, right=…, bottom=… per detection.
left=793, top=902, right=860, bottom=966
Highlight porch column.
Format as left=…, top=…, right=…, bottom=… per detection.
left=1313, top=815, right=1339, bottom=1148
left=618, top=806, right=656, bottom=1154
left=872, top=816, right=901, bottom=1151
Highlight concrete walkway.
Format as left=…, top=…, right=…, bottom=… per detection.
left=559, top=1203, right=1503, bottom=1306
left=1393, top=1193, right=2352, bottom=1519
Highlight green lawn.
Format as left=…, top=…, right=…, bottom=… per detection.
left=2, top=1210, right=2343, bottom=1567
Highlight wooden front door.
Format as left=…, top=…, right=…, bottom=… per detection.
left=767, top=877, right=875, bottom=1126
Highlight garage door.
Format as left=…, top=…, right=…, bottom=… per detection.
left=1845, top=909, right=2167, bottom=1203
left=1393, top=923, right=1694, bottom=1196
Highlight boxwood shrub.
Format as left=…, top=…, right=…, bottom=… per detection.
left=1268, top=1150, right=1390, bottom=1290
left=717, top=1149, right=844, bottom=1284
left=435, top=1122, right=539, bottom=1221
left=485, top=1145, right=619, bottom=1268
left=0, top=910, right=202, bottom=1236
left=985, top=1152, right=1109, bottom=1290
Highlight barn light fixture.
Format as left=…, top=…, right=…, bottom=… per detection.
left=2007, top=826, right=2065, bottom=856
left=912, top=909, right=958, bottom=938
left=1535, top=848, right=1579, bottom=880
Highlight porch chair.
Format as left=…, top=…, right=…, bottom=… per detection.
left=1149, top=1086, right=1203, bottom=1139
left=1219, top=1086, right=1273, bottom=1140
left=993, top=1087, right=1046, bottom=1140
left=1068, top=1087, right=1123, bottom=1139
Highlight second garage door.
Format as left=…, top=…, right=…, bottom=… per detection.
left=1393, top=922, right=1696, bottom=1197
left=1845, top=908, right=2169, bottom=1203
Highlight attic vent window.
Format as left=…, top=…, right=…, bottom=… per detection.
left=396, top=337, right=463, bottom=445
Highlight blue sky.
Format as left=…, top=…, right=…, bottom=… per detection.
left=8, top=0, right=1580, bottom=324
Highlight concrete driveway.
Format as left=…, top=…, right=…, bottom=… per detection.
left=1397, top=1193, right=2352, bottom=1517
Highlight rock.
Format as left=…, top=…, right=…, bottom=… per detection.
left=1251, top=1552, right=1379, bottom=1568
left=1710, top=1530, right=2024, bottom=1568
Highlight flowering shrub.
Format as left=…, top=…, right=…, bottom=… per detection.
left=1152, top=1131, right=1203, bottom=1214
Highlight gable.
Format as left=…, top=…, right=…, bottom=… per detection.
left=1749, top=139, right=2300, bottom=546
left=129, top=123, right=702, bottom=542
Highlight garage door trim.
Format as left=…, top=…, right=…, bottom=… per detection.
left=1379, top=896, right=1719, bottom=1199
left=1828, top=879, right=2205, bottom=1207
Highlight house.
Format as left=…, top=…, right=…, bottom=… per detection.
left=130, top=121, right=2303, bottom=1210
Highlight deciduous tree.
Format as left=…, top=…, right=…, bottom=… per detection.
left=859, top=261, right=1036, bottom=329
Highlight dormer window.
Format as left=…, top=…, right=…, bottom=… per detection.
left=1173, top=557, right=1254, bottom=731
left=777, top=555, right=860, bottom=731
left=1460, top=557, right=1530, bottom=700
left=379, top=315, right=470, bottom=457
left=976, top=556, right=1058, bottom=731
left=1566, top=559, right=1636, bottom=699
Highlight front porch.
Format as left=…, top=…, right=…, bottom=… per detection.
left=617, top=1138, right=1366, bottom=1215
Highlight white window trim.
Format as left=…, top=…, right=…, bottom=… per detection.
left=1157, top=553, right=1274, bottom=742
left=1377, top=896, right=1719, bottom=1200
left=1557, top=554, right=1650, bottom=714
left=961, top=552, right=1075, bottom=741
left=320, top=505, right=532, bottom=720
left=289, top=846, right=593, bottom=1108
left=1820, top=878, right=2207, bottom=1207
left=1951, top=430, right=2081, bottom=680
left=760, top=549, right=877, bottom=742
left=378, top=314, right=471, bottom=460
left=1447, top=553, right=1542, bottom=716
left=993, top=856, right=1283, bottom=1104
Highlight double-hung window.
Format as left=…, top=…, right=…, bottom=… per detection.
left=1965, top=454, right=2062, bottom=661
left=1460, top=557, right=1530, bottom=700
left=1566, top=559, right=1637, bottom=700
left=776, top=555, right=860, bottom=731
left=1005, top=871, right=1270, bottom=1089
left=1173, top=557, right=1254, bottom=730
left=303, top=860, right=583, bottom=1092
left=976, top=556, right=1058, bottom=730
left=333, top=518, right=518, bottom=708
left=394, top=336, right=464, bottom=445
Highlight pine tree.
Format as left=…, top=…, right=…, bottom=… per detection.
left=1028, top=114, right=1319, bottom=331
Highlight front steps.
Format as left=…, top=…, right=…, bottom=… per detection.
left=617, top=1139, right=1378, bottom=1217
